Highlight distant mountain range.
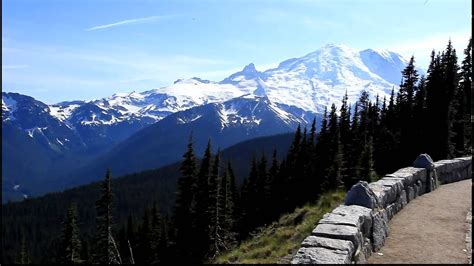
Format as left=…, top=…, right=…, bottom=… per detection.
left=2, top=43, right=422, bottom=201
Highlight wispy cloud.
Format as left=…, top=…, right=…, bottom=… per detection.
left=2, top=64, right=28, bottom=70
left=85, top=15, right=177, bottom=31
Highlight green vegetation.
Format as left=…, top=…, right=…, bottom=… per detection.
left=213, top=190, right=346, bottom=264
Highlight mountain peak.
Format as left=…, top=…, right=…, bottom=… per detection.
left=242, top=63, right=257, bottom=73
left=221, top=63, right=262, bottom=84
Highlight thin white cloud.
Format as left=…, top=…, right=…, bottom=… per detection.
left=85, top=15, right=177, bottom=31
left=2, top=65, right=28, bottom=70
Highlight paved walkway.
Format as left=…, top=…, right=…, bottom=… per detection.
left=368, top=179, right=472, bottom=264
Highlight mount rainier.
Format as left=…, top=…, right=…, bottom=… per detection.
left=2, top=43, right=421, bottom=201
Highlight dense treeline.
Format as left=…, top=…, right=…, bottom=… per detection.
left=3, top=39, right=471, bottom=264
left=1, top=134, right=294, bottom=264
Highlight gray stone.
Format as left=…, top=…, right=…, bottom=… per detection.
left=413, top=182, right=420, bottom=198
left=413, top=153, right=434, bottom=170
left=396, top=189, right=407, bottom=208
left=391, top=167, right=427, bottom=187
left=312, top=223, right=363, bottom=251
left=371, top=209, right=389, bottom=252
left=433, top=161, right=449, bottom=173
left=453, top=170, right=462, bottom=182
left=378, top=178, right=404, bottom=197
left=386, top=203, right=398, bottom=220
left=291, top=247, right=351, bottom=264
left=344, top=181, right=379, bottom=209
left=354, top=238, right=373, bottom=264
left=322, top=205, right=372, bottom=236
left=430, top=177, right=436, bottom=192
left=415, top=180, right=423, bottom=196
left=412, top=167, right=428, bottom=184
left=367, top=182, right=390, bottom=208
left=381, top=176, right=407, bottom=190
left=406, top=186, right=415, bottom=202
left=390, top=169, right=417, bottom=188
left=301, top=235, right=355, bottom=255
left=368, top=180, right=398, bottom=206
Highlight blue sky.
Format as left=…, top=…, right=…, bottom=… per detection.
left=2, top=0, right=471, bottom=104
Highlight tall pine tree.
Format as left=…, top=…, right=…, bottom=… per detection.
left=60, top=203, right=82, bottom=264
left=172, top=135, right=197, bottom=260
left=191, top=140, right=213, bottom=261
left=93, top=169, right=121, bottom=264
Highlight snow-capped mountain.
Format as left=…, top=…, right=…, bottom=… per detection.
left=3, top=43, right=419, bottom=201
left=3, top=44, right=416, bottom=143
left=2, top=42, right=417, bottom=160
left=2, top=92, right=85, bottom=153
left=222, top=44, right=420, bottom=114
left=49, top=78, right=251, bottom=126
left=64, top=95, right=304, bottom=189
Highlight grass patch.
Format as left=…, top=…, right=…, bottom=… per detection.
left=212, top=190, right=346, bottom=264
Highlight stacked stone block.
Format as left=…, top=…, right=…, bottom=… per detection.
left=291, top=155, right=472, bottom=264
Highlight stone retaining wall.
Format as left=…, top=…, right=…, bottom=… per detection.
left=291, top=154, right=472, bottom=264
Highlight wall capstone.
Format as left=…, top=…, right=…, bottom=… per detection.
left=344, top=181, right=379, bottom=209
left=413, top=153, right=435, bottom=170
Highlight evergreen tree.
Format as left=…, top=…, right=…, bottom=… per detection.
left=222, top=162, right=238, bottom=249
left=314, top=108, right=330, bottom=191
left=239, top=157, right=259, bottom=237
left=327, top=103, right=344, bottom=190
left=126, top=215, right=135, bottom=257
left=16, top=237, right=31, bottom=264
left=267, top=150, right=280, bottom=220
left=256, top=153, right=269, bottom=221
left=117, top=226, right=129, bottom=265
left=192, top=140, right=213, bottom=261
left=208, top=150, right=222, bottom=258
left=339, top=91, right=351, bottom=150
left=172, top=135, right=197, bottom=260
left=308, top=118, right=317, bottom=148
left=413, top=75, right=427, bottom=155
left=157, top=216, right=169, bottom=264
left=425, top=50, right=444, bottom=159
left=60, top=203, right=82, bottom=264
left=93, top=169, right=121, bottom=264
left=137, top=208, right=152, bottom=264
left=209, top=156, right=226, bottom=259
left=425, top=41, right=460, bottom=159
left=359, top=136, right=376, bottom=182
left=386, top=88, right=396, bottom=130
left=150, top=202, right=162, bottom=264
left=287, top=124, right=302, bottom=173
left=296, top=127, right=310, bottom=206
left=440, top=40, right=459, bottom=158
left=397, top=56, right=419, bottom=162
left=453, top=38, right=472, bottom=155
